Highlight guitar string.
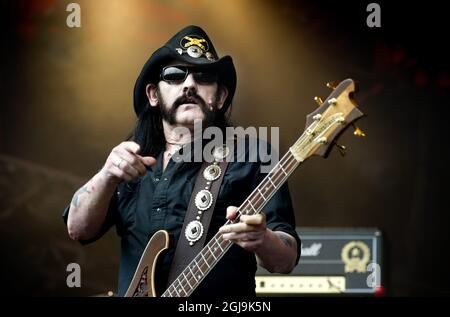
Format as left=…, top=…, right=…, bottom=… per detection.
left=172, top=114, right=336, bottom=297
left=140, top=119, right=323, bottom=297
left=161, top=151, right=301, bottom=297
left=135, top=151, right=298, bottom=298
left=160, top=125, right=318, bottom=297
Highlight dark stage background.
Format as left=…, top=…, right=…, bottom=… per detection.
left=1, top=0, right=449, bottom=296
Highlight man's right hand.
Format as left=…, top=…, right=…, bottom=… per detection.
left=100, top=141, right=156, bottom=184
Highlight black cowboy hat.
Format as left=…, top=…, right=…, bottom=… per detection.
left=133, top=25, right=237, bottom=116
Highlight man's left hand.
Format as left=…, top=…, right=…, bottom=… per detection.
left=219, top=206, right=267, bottom=252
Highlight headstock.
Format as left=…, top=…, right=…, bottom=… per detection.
left=290, top=79, right=365, bottom=162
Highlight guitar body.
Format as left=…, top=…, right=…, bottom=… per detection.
left=124, top=230, right=171, bottom=297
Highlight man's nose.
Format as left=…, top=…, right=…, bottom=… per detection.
left=182, top=73, right=198, bottom=93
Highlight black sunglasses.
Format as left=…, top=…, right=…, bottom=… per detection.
left=160, top=66, right=218, bottom=84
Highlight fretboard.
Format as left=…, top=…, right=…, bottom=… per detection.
left=161, top=147, right=302, bottom=297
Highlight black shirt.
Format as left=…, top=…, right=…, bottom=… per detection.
left=63, top=138, right=301, bottom=297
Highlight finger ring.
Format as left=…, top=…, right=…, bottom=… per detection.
left=117, top=159, right=124, bottom=169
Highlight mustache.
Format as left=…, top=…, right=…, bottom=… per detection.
left=173, top=92, right=207, bottom=110
left=158, top=89, right=217, bottom=127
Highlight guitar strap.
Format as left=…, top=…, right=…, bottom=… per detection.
left=166, top=149, right=230, bottom=287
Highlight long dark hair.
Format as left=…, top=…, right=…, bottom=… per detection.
left=129, top=98, right=232, bottom=158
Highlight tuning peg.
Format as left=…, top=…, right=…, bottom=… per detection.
left=314, top=96, right=323, bottom=106
left=352, top=124, right=366, bottom=137
left=334, top=143, right=346, bottom=156
left=326, top=81, right=339, bottom=89
left=328, top=98, right=338, bottom=106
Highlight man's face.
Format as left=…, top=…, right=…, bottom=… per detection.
left=151, top=61, right=227, bottom=127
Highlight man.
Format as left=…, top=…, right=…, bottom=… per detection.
left=63, top=25, right=300, bottom=297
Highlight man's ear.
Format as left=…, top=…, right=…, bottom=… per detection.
left=146, top=83, right=159, bottom=107
left=216, top=85, right=229, bottom=110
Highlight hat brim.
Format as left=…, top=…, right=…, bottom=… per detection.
left=133, top=46, right=237, bottom=116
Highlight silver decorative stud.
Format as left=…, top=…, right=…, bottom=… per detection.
left=185, top=220, right=204, bottom=245
left=203, top=164, right=222, bottom=181
left=187, top=45, right=203, bottom=58
left=195, top=190, right=213, bottom=210
left=205, top=52, right=215, bottom=61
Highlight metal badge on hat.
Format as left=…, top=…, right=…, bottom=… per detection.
left=176, top=35, right=216, bottom=61
left=185, top=144, right=229, bottom=246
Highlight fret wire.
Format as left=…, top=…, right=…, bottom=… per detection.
left=247, top=199, right=257, bottom=214
left=187, top=269, right=196, bottom=284
left=170, top=284, right=176, bottom=294
left=241, top=152, right=299, bottom=225
left=173, top=284, right=180, bottom=297
left=241, top=153, right=294, bottom=211
left=176, top=277, right=187, bottom=296
left=182, top=238, right=232, bottom=296
left=238, top=153, right=298, bottom=219
left=192, top=152, right=299, bottom=295
left=255, top=157, right=297, bottom=209
left=168, top=284, right=176, bottom=297
left=207, top=243, right=217, bottom=260
left=182, top=271, right=193, bottom=289
left=255, top=154, right=298, bottom=204
left=268, top=176, right=276, bottom=188
left=188, top=265, right=198, bottom=282
left=167, top=285, right=175, bottom=297
left=194, top=259, right=204, bottom=274
left=215, top=237, right=224, bottom=251
left=279, top=163, right=288, bottom=175
left=257, top=188, right=267, bottom=201
left=200, top=252, right=211, bottom=268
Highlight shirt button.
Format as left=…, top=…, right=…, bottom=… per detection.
left=163, top=177, right=168, bottom=181
left=155, top=178, right=160, bottom=182
left=156, top=208, right=161, bottom=212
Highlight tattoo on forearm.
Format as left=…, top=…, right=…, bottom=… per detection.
left=279, top=234, right=294, bottom=248
left=71, top=185, right=92, bottom=207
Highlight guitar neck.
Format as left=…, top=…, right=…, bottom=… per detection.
left=161, top=148, right=302, bottom=297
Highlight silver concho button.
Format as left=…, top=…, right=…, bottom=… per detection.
left=195, top=189, right=213, bottom=211
left=213, top=145, right=230, bottom=161
left=205, top=52, right=215, bottom=61
left=203, top=164, right=222, bottom=182
left=187, top=45, right=203, bottom=58
left=185, top=220, right=204, bottom=244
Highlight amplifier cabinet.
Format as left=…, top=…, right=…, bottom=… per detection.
left=256, top=227, right=382, bottom=295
